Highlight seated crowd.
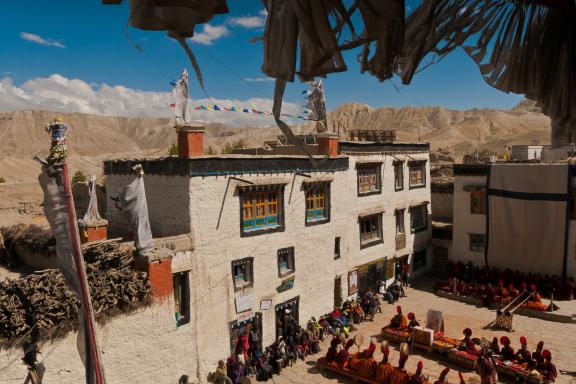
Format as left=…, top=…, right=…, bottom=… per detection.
left=456, top=329, right=557, bottom=383
left=436, top=261, right=575, bottom=307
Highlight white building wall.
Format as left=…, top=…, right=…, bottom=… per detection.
left=452, top=175, right=487, bottom=265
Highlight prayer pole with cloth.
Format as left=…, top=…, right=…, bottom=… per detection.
left=37, top=117, right=106, bottom=384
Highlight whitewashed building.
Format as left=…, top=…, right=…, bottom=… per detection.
left=1, top=129, right=431, bottom=384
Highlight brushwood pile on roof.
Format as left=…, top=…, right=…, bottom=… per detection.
left=0, top=230, right=151, bottom=347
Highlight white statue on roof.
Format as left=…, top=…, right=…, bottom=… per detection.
left=173, top=68, right=189, bottom=126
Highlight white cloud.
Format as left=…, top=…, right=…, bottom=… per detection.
left=0, top=74, right=301, bottom=127
left=229, top=15, right=265, bottom=29
left=244, top=77, right=274, bottom=82
left=190, top=24, right=229, bottom=45
left=20, top=32, right=66, bottom=48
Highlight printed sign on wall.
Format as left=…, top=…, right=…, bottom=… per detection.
left=235, top=294, right=253, bottom=314
left=348, top=269, right=358, bottom=295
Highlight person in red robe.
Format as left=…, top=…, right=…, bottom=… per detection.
left=407, top=312, right=420, bottom=330
left=390, top=343, right=410, bottom=384
left=458, top=372, right=465, bottom=384
left=458, top=328, right=477, bottom=355
left=509, top=284, right=519, bottom=298
left=358, top=341, right=377, bottom=378
left=514, top=336, right=528, bottom=362
left=376, top=342, right=394, bottom=383
left=532, top=341, right=545, bottom=370
left=409, top=361, right=427, bottom=384
left=387, top=306, right=408, bottom=331
left=325, top=336, right=340, bottom=363
left=434, top=368, right=450, bottom=384
left=541, top=350, right=557, bottom=383
left=335, top=338, right=354, bottom=368
left=530, top=284, right=542, bottom=303
left=490, top=337, right=500, bottom=355
left=499, top=336, right=515, bottom=361
left=476, top=345, right=498, bottom=384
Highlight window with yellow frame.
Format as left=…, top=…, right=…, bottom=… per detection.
left=305, top=183, right=329, bottom=223
left=241, top=188, right=281, bottom=232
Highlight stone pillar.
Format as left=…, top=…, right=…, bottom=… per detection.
left=316, top=133, right=339, bottom=158
left=176, top=125, right=205, bottom=158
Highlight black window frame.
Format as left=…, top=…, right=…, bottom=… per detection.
left=172, top=271, right=190, bottom=326
left=410, top=204, right=428, bottom=233
left=408, top=160, right=427, bottom=189
left=304, top=182, right=330, bottom=226
left=232, top=257, right=254, bottom=290
left=277, top=247, right=296, bottom=277
left=359, top=213, right=383, bottom=249
left=239, top=185, right=285, bottom=237
left=394, top=161, right=404, bottom=191
left=469, top=233, right=486, bottom=252
left=356, top=162, right=382, bottom=196
left=334, top=236, right=341, bottom=260
left=395, top=209, right=405, bottom=235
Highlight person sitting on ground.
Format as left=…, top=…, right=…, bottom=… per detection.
left=407, top=312, right=420, bottom=330
left=335, top=338, right=354, bottom=369
left=489, top=337, right=500, bottom=355
left=509, top=284, right=520, bottom=299
left=376, top=342, right=394, bottom=383
left=390, top=343, right=410, bottom=384
left=495, top=280, right=510, bottom=304
left=358, top=341, right=377, bottom=378
left=213, top=360, right=233, bottom=384
left=350, top=299, right=365, bottom=323
left=458, top=328, right=477, bottom=355
left=386, top=306, right=408, bottom=331
left=530, top=284, right=542, bottom=303
left=541, top=350, right=557, bottom=383
left=434, top=368, right=450, bottom=384
left=325, top=335, right=341, bottom=363
left=409, top=361, right=428, bottom=384
left=499, top=336, right=515, bottom=362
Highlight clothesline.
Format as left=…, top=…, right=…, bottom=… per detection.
left=169, top=103, right=315, bottom=120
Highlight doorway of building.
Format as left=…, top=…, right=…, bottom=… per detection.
left=275, top=296, right=299, bottom=340
left=229, top=312, right=262, bottom=356
left=334, top=276, right=342, bottom=307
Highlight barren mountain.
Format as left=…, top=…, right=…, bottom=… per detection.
left=329, top=100, right=550, bottom=159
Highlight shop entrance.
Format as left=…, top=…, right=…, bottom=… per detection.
left=275, top=296, right=299, bottom=340
left=358, top=258, right=387, bottom=295
left=229, top=312, right=262, bottom=356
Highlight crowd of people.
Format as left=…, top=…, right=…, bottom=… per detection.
left=456, top=329, right=558, bottom=383
left=436, top=261, right=575, bottom=308
left=210, top=283, right=409, bottom=383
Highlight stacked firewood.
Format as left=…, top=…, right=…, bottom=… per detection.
left=0, top=240, right=151, bottom=345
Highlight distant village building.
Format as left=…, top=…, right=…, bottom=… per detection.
left=510, top=145, right=544, bottom=161
left=451, top=163, right=576, bottom=280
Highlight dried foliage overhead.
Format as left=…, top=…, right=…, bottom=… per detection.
left=396, top=0, right=576, bottom=145
left=0, top=236, right=151, bottom=347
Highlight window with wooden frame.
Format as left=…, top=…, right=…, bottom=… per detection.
left=386, top=258, right=395, bottom=279
left=277, top=247, right=295, bottom=277
left=232, top=257, right=254, bottom=289
left=305, top=183, right=329, bottom=224
left=469, top=233, right=486, bottom=252
left=357, top=163, right=381, bottom=195
left=173, top=272, right=190, bottom=326
left=359, top=214, right=383, bottom=247
left=241, top=187, right=283, bottom=234
left=395, top=209, right=405, bottom=235
left=408, top=161, right=426, bottom=188
left=410, top=204, right=428, bottom=232
left=394, top=161, right=404, bottom=191
left=334, top=237, right=341, bottom=260
left=470, top=190, right=487, bottom=214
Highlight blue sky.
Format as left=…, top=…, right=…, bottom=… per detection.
left=0, top=0, right=523, bottom=118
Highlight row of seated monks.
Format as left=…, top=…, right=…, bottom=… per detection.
left=384, top=306, right=420, bottom=332
left=325, top=336, right=463, bottom=384
left=459, top=329, right=557, bottom=382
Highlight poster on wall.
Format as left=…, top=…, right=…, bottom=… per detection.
left=260, top=299, right=272, bottom=310
left=235, top=294, right=253, bottom=314
left=348, top=269, right=358, bottom=295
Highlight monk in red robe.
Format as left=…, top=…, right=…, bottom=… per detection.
left=387, top=306, right=408, bottom=331
left=458, top=328, right=477, bottom=355
left=514, top=336, right=528, bottom=362
left=325, top=336, right=340, bottom=363
left=358, top=341, right=377, bottom=378
left=409, top=361, right=427, bottom=384
left=499, top=336, right=515, bottom=361
left=376, top=342, right=394, bottom=383
left=532, top=341, right=545, bottom=370
left=434, top=368, right=450, bottom=384
left=541, top=350, right=557, bottom=383
left=335, top=339, right=354, bottom=369
left=407, top=312, right=420, bottom=330
left=390, top=343, right=410, bottom=384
